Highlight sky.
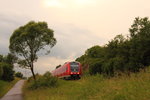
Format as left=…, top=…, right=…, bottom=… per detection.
left=0, top=0, right=150, bottom=76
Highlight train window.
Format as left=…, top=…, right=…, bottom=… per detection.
left=70, top=62, right=79, bottom=72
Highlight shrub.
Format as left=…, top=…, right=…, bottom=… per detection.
left=0, top=65, right=3, bottom=79
left=102, top=59, right=115, bottom=77
left=15, top=72, right=23, bottom=78
left=29, top=72, right=58, bottom=89
left=89, top=60, right=103, bottom=75
left=0, top=63, right=14, bottom=81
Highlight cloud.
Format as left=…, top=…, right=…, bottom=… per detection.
left=0, top=12, right=104, bottom=75
left=1, top=0, right=150, bottom=75
left=49, top=23, right=105, bottom=59
left=34, top=56, right=74, bottom=74
left=0, top=13, right=30, bottom=55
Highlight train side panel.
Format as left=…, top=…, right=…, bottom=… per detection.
left=51, top=61, right=82, bottom=79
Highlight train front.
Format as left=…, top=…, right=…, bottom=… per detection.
left=69, top=62, right=82, bottom=79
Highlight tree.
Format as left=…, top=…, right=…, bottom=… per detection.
left=15, top=72, right=23, bottom=78
left=85, top=45, right=105, bottom=58
left=0, top=65, right=3, bottom=79
left=4, top=53, right=18, bottom=65
left=0, top=55, right=3, bottom=79
left=0, top=54, right=16, bottom=81
left=9, top=21, right=57, bottom=80
left=89, top=60, right=103, bottom=75
left=76, top=17, right=150, bottom=76
left=0, top=55, right=4, bottom=62
left=0, top=62, right=14, bottom=81
left=129, top=17, right=150, bottom=71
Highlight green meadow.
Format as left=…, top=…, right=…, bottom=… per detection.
left=23, top=68, right=150, bottom=100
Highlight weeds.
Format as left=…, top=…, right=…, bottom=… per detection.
left=28, top=72, right=58, bottom=89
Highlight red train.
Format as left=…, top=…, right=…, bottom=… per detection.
left=51, top=61, right=82, bottom=79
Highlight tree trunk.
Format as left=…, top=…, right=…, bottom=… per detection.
left=30, top=62, right=36, bottom=81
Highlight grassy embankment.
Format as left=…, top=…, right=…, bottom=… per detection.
left=23, top=68, right=150, bottom=100
left=0, top=78, right=20, bottom=98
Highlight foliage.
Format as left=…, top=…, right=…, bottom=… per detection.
left=0, top=55, right=4, bottom=62
left=0, top=53, right=17, bottom=66
left=15, top=72, right=23, bottom=78
left=0, top=62, right=14, bottom=81
left=0, top=54, right=16, bottom=81
left=0, top=65, right=3, bottom=79
left=9, top=21, right=57, bottom=80
left=89, top=60, right=103, bottom=75
left=28, top=72, right=58, bottom=89
left=4, top=53, right=18, bottom=65
left=76, top=17, right=150, bottom=76
left=85, top=45, right=105, bottom=58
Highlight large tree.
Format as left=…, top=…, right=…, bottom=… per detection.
left=9, top=21, right=56, bottom=80
left=77, top=17, right=150, bottom=75
left=129, top=17, right=150, bottom=69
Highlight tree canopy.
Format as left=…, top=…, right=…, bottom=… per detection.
left=9, top=21, right=57, bottom=80
left=0, top=54, right=15, bottom=81
left=76, top=17, right=150, bottom=76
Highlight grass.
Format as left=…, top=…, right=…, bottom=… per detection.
left=23, top=69, right=150, bottom=100
left=0, top=78, right=20, bottom=98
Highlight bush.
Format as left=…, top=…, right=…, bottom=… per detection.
left=89, top=60, right=103, bottom=75
left=0, top=63, right=14, bottom=81
left=15, top=72, right=23, bottom=78
left=29, top=72, right=58, bottom=89
left=102, top=59, right=115, bottom=77
left=0, top=65, right=3, bottom=79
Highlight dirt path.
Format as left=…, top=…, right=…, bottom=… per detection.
left=0, top=80, right=25, bottom=100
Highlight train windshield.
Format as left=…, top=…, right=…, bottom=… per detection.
left=70, top=62, right=79, bottom=72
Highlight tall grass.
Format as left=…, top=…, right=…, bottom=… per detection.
left=23, top=68, right=150, bottom=100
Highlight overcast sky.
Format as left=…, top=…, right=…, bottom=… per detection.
left=0, top=0, right=150, bottom=75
